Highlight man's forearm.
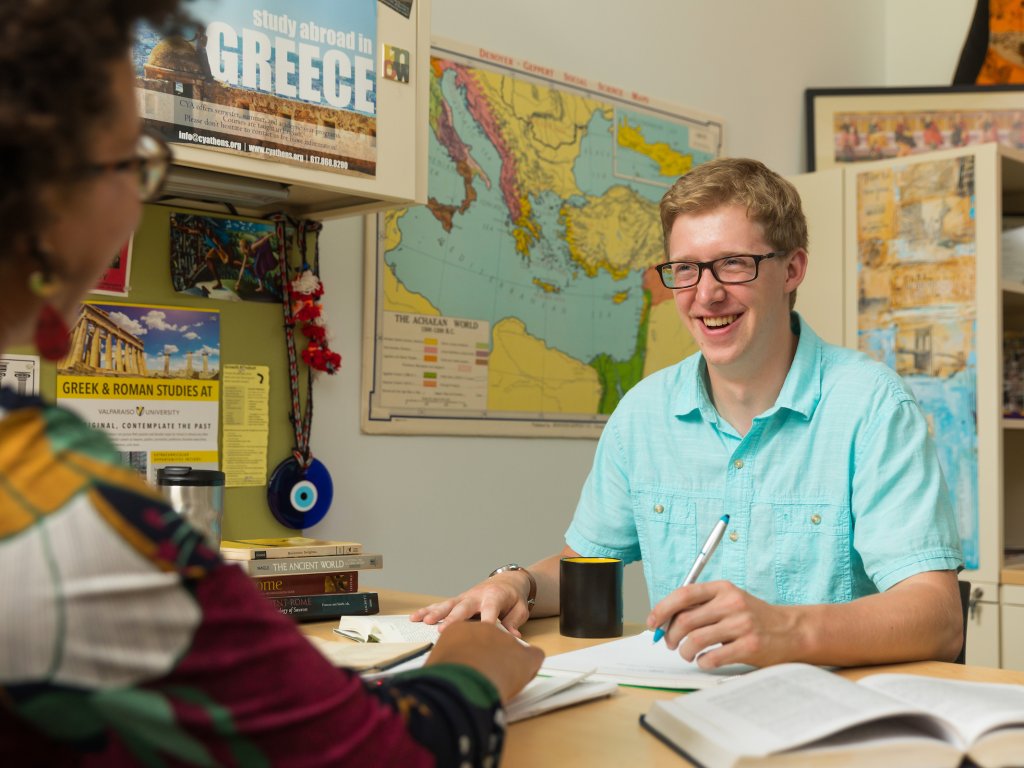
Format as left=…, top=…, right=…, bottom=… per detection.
left=522, top=552, right=563, bottom=617
left=794, top=570, right=962, bottom=666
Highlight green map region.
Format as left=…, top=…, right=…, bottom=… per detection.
left=364, top=43, right=723, bottom=436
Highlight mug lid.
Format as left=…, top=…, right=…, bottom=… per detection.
left=156, top=466, right=225, bottom=486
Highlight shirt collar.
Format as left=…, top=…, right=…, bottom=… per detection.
left=672, top=312, right=822, bottom=422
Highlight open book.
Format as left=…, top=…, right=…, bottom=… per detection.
left=308, top=635, right=432, bottom=672
left=335, top=614, right=442, bottom=644
left=641, top=662, right=1024, bottom=768
left=327, top=614, right=617, bottom=722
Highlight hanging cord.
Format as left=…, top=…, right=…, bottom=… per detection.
left=272, top=213, right=315, bottom=470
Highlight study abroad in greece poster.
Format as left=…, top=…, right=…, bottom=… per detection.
left=56, top=303, right=221, bottom=482
left=134, top=0, right=378, bottom=177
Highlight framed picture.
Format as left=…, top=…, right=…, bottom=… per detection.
left=805, top=85, right=1024, bottom=171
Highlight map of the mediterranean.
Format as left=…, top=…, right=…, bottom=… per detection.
left=364, top=42, right=723, bottom=435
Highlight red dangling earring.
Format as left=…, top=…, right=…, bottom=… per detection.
left=28, top=269, right=71, bottom=362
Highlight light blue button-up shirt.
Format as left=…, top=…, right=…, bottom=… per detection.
left=566, top=314, right=963, bottom=607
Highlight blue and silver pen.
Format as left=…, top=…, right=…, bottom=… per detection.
left=652, top=514, right=730, bottom=644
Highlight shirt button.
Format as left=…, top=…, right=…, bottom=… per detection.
left=810, top=514, right=822, bottom=525
left=654, top=504, right=664, bottom=514
left=733, top=459, right=744, bottom=469
left=728, top=531, right=739, bottom=542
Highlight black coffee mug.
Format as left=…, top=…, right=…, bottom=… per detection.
left=559, top=557, right=623, bottom=638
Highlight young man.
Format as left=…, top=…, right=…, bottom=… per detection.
left=414, top=158, right=965, bottom=668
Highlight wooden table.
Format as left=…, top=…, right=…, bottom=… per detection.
left=301, top=588, right=1024, bottom=767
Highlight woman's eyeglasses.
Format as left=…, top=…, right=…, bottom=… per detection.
left=78, top=129, right=172, bottom=201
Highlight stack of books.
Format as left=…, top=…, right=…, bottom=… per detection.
left=220, top=537, right=383, bottom=621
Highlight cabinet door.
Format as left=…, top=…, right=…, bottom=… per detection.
left=1002, top=584, right=1024, bottom=671
left=841, top=145, right=1003, bottom=585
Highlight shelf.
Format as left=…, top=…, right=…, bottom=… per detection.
left=1003, top=567, right=1024, bottom=586
left=1004, top=418, right=1024, bottom=429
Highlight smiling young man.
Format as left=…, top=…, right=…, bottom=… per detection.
left=414, top=158, right=965, bottom=669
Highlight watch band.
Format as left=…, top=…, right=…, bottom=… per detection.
left=488, top=563, right=537, bottom=611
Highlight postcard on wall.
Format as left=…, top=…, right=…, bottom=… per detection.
left=170, top=212, right=282, bottom=302
left=0, top=354, right=40, bottom=397
left=134, top=0, right=379, bottom=178
left=91, top=238, right=134, bottom=297
left=55, top=302, right=221, bottom=482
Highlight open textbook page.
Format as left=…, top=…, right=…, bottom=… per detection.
left=641, top=662, right=1024, bottom=768
left=541, top=630, right=754, bottom=690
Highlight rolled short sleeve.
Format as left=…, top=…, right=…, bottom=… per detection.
left=565, top=416, right=642, bottom=563
left=852, top=395, right=964, bottom=591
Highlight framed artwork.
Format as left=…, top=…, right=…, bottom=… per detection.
left=805, top=85, right=1024, bottom=171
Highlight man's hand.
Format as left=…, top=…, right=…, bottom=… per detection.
left=425, top=622, right=544, bottom=704
left=410, top=570, right=533, bottom=637
left=647, top=580, right=802, bottom=669
left=647, top=571, right=962, bottom=668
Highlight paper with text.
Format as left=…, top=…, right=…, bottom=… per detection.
left=541, top=630, right=754, bottom=690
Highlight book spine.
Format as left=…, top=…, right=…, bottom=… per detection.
left=252, top=571, right=359, bottom=597
left=222, top=543, right=363, bottom=560
left=271, top=592, right=380, bottom=621
left=240, top=554, right=383, bottom=576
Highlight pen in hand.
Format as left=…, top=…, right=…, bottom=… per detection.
left=652, top=514, right=730, bottom=644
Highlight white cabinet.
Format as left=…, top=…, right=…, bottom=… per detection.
left=139, top=1, right=430, bottom=219
left=1001, top=584, right=1024, bottom=670
left=792, top=143, right=1024, bottom=668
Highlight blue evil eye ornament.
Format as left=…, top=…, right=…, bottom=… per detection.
left=267, top=457, right=333, bottom=529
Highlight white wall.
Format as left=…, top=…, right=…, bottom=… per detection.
left=313, top=0, right=982, bottom=621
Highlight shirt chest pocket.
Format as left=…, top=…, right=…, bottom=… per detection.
left=772, top=503, right=852, bottom=604
left=632, top=489, right=698, bottom=602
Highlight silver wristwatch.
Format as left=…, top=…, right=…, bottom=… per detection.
left=488, top=563, right=537, bottom=611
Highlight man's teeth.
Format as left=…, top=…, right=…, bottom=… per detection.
left=703, top=315, right=738, bottom=328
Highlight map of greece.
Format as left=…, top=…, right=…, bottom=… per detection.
left=363, top=42, right=723, bottom=435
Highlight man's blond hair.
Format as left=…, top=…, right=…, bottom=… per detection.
left=659, top=158, right=808, bottom=308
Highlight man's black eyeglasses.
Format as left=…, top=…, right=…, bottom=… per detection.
left=655, top=251, right=786, bottom=290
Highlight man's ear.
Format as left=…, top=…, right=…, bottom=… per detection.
left=784, top=248, right=808, bottom=293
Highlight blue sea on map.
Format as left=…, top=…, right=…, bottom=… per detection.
left=386, top=69, right=654, bottom=364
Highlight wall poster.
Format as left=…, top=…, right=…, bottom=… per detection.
left=362, top=38, right=724, bottom=437
left=854, top=155, right=979, bottom=568
left=0, top=354, right=40, bottom=397
left=56, top=303, right=221, bottom=483
left=134, top=0, right=378, bottom=177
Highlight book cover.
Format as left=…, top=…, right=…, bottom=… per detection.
left=220, top=536, right=363, bottom=560
left=236, top=553, right=383, bottom=576
left=271, top=592, right=380, bottom=622
left=252, top=571, right=358, bottom=597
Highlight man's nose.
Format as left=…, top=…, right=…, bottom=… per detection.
left=694, top=264, right=724, bottom=301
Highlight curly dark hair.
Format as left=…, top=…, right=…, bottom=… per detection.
left=0, top=0, right=189, bottom=250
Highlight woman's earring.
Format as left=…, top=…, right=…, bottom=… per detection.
left=28, top=268, right=71, bottom=362
left=28, top=270, right=60, bottom=300
left=34, top=304, right=71, bottom=361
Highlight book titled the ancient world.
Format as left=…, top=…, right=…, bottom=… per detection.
left=235, top=553, right=383, bottom=576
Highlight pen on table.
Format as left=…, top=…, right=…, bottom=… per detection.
left=652, top=514, right=730, bottom=644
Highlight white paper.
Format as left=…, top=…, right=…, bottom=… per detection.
left=541, top=630, right=754, bottom=690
